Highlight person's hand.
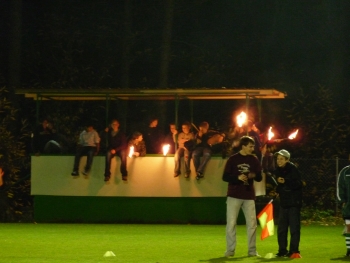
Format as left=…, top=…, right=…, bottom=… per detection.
left=238, top=174, right=248, bottom=183
left=133, top=152, right=140, bottom=157
left=277, top=177, right=285, bottom=184
left=247, top=172, right=256, bottom=179
left=110, top=149, right=116, bottom=154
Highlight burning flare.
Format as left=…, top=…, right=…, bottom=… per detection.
left=267, top=127, right=274, bottom=141
left=128, top=146, right=134, bottom=158
left=288, top=129, right=299, bottom=140
left=163, top=144, right=170, bottom=156
left=236, top=111, right=247, bottom=127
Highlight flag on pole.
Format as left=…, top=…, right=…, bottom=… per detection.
left=257, top=200, right=274, bottom=240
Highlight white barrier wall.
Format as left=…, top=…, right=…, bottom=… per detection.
left=31, top=155, right=266, bottom=197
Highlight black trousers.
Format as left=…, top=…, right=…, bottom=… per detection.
left=104, top=150, right=127, bottom=177
left=277, top=206, right=301, bottom=254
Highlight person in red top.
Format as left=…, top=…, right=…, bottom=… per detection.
left=222, top=135, right=262, bottom=258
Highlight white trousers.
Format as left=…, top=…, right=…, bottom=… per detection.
left=225, top=197, right=257, bottom=256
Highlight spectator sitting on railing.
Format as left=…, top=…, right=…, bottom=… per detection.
left=192, top=122, right=225, bottom=180
left=101, top=119, right=128, bottom=182
left=163, top=123, right=177, bottom=154
left=32, top=118, right=62, bottom=155
left=192, top=122, right=210, bottom=180
left=227, top=120, right=261, bottom=158
left=71, top=122, right=100, bottom=177
left=247, top=120, right=262, bottom=160
left=227, top=125, right=245, bottom=154
left=174, top=121, right=194, bottom=178
left=128, top=132, right=146, bottom=157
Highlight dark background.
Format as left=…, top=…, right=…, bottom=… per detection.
left=1, top=1, right=348, bottom=91
left=0, top=0, right=349, bottom=156
left=0, top=0, right=349, bottom=222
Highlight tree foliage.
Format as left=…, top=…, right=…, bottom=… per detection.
left=285, top=85, right=349, bottom=159
left=0, top=87, right=32, bottom=222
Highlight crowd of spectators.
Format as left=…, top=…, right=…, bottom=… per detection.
left=31, top=116, right=275, bottom=181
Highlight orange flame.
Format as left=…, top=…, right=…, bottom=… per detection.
left=163, top=144, right=170, bottom=156
left=288, top=129, right=299, bottom=140
left=267, top=126, right=274, bottom=141
left=236, top=111, right=247, bottom=127
left=128, top=146, right=134, bottom=158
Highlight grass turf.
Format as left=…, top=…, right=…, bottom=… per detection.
left=0, top=223, right=347, bottom=263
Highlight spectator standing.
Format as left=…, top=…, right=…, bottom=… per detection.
left=247, top=121, right=262, bottom=160
left=71, top=123, right=100, bottom=176
left=222, top=136, right=262, bottom=258
left=102, top=119, right=128, bottom=181
left=143, top=117, right=163, bottom=154
left=258, top=143, right=277, bottom=196
left=274, top=149, right=303, bottom=258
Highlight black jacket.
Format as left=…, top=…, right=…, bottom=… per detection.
left=275, top=162, right=303, bottom=208
left=101, top=129, right=127, bottom=153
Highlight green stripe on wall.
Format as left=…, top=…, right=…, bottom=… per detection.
left=34, top=196, right=246, bottom=224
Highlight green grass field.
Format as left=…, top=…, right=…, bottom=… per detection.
left=0, top=223, right=347, bottom=263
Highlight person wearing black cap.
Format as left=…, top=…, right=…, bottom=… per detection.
left=274, top=149, right=303, bottom=258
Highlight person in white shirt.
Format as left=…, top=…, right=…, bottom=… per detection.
left=71, top=123, right=100, bottom=176
left=173, top=122, right=194, bottom=178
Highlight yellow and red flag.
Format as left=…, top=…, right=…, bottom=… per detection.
left=257, top=200, right=274, bottom=240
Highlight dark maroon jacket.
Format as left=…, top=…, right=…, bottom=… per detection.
left=222, top=152, right=262, bottom=200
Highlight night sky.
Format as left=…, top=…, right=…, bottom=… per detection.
left=1, top=1, right=349, bottom=91
left=0, top=0, right=350, bottom=134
